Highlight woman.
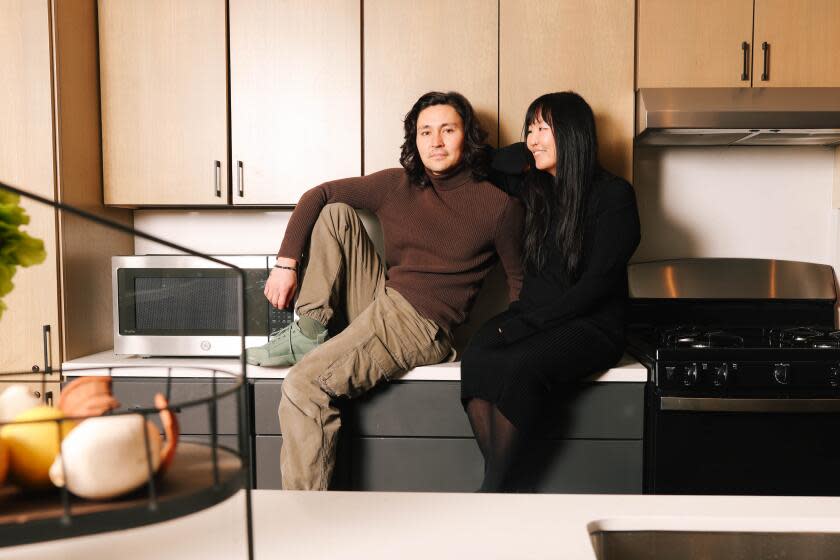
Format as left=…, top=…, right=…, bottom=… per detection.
left=460, top=92, right=641, bottom=492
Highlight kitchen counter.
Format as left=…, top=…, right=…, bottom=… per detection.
left=7, top=490, right=840, bottom=560
left=62, top=351, right=647, bottom=382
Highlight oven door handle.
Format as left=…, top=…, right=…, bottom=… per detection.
left=661, top=396, right=840, bottom=413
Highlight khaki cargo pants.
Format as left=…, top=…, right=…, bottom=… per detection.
left=279, top=203, right=453, bottom=490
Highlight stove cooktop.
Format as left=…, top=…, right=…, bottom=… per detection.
left=627, top=325, right=840, bottom=393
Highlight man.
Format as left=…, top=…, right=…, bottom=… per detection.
left=246, top=91, right=523, bottom=490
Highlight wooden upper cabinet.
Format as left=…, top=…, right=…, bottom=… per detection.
left=363, top=0, right=497, bottom=174
left=501, top=0, right=635, bottom=181
left=637, top=0, right=754, bottom=88
left=754, top=0, right=840, bottom=87
left=230, top=0, right=361, bottom=205
left=99, top=0, right=228, bottom=206
left=0, top=0, right=60, bottom=375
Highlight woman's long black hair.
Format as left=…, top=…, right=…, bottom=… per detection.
left=521, top=92, right=598, bottom=278
left=400, top=91, right=490, bottom=186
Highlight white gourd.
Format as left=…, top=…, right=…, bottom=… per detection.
left=49, top=414, right=163, bottom=499
left=0, top=385, right=42, bottom=423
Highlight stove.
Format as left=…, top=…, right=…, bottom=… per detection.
left=629, top=324, right=840, bottom=394
left=627, top=258, right=840, bottom=496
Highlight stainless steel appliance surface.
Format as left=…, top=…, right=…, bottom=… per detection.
left=636, top=87, right=840, bottom=147
left=112, top=255, right=293, bottom=357
left=627, top=258, right=840, bottom=496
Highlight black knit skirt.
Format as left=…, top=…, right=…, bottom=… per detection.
left=460, top=309, right=624, bottom=433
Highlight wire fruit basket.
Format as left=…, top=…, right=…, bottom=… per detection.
left=0, top=365, right=249, bottom=547
left=0, top=180, right=254, bottom=557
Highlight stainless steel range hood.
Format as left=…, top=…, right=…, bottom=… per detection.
left=636, top=88, right=840, bottom=147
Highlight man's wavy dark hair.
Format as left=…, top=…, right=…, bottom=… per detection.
left=399, top=91, right=490, bottom=186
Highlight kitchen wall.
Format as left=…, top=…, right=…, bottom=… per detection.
left=633, top=146, right=839, bottom=269
left=133, top=145, right=839, bottom=332
left=136, top=146, right=839, bottom=269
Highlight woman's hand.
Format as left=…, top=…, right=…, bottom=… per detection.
left=265, top=257, right=298, bottom=309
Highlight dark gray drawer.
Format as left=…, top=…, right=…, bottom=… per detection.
left=516, top=439, right=643, bottom=494
left=109, top=378, right=242, bottom=435
left=255, top=379, right=645, bottom=439
left=180, top=434, right=242, bottom=452
left=351, top=437, right=483, bottom=492
left=537, top=382, right=645, bottom=439
left=351, top=381, right=472, bottom=437
left=255, top=435, right=283, bottom=489
left=351, top=437, right=642, bottom=494
left=253, top=380, right=283, bottom=435
left=352, top=381, right=645, bottom=439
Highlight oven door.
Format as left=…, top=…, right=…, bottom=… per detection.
left=646, top=389, right=840, bottom=496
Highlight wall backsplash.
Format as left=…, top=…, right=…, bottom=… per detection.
left=633, top=146, right=838, bottom=270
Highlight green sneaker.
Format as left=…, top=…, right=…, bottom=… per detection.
left=245, top=321, right=328, bottom=367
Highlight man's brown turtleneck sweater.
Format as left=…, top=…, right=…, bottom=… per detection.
left=278, top=167, right=524, bottom=334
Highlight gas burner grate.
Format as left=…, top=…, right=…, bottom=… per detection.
left=769, top=326, right=831, bottom=348
left=661, top=326, right=744, bottom=349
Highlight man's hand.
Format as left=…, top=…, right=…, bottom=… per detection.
left=265, top=257, right=298, bottom=309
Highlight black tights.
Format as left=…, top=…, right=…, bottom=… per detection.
left=465, top=398, right=521, bottom=492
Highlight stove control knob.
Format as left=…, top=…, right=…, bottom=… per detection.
left=683, top=363, right=699, bottom=386
left=773, top=363, right=790, bottom=385
left=713, top=363, right=729, bottom=387
left=830, top=366, right=840, bottom=388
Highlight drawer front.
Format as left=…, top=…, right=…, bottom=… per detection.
left=110, top=379, right=241, bottom=435
left=351, top=437, right=482, bottom=491
left=353, top=381, right=645, bottom=439
left=518, top=439, right=643, bottom=494
left=255, top=380, right=644, bottom=439
left=351, top=381, right=472, bottom=437
left=255, top=435, right=283, bottom=489
left=537, top=382, right=645, bottom=439
left=253, top=380, right=283, bottom=434
left=351, top=437, right=642, bottom=493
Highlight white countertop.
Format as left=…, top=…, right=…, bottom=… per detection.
left=8, top=490, right=840, bottom=560
left=62, top=351, right=648, bottom=382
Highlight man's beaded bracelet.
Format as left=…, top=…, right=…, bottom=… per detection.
left=273, top=264, right=297, bottom=273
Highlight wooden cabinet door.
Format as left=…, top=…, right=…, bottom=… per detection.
left=363, top=0, right=498, bottom=174
left=230, top=0, right=361, bottom=205
left=637, top=0, right=754, bottom=88
left=99, top=0, right=228, bottom=206
left=501, top=0, right=635, bottom=181
left=0, top=0, right=61, bottom=376
left=754, top=0, right=840, bottom=87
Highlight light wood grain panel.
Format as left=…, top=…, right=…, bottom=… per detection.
left=52, top=0, right=133, bottom=360
left=500, top=0, right=635, bottom=181
left=0, top=381, right=59, bottom=402
left=754, top=0, right=840, bottom=87
left=637, top=0, right=754, bottom=88
left=363, top=0, right=497, bottom=174
left=99, top=0, right=228, bottom=206
left=0, top=0, right=61, bottom=375
left=230, top=0, right=361, bottom=205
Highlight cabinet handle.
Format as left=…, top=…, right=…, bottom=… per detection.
left=42, top=324, right=52, bottom=374
left=237, top=160, right=244, bottom=197
left=741, top=41, right=750, bottom=81
left=214, top=160, right=222, bottom=197
left=761, top=42, right=770, bottom=81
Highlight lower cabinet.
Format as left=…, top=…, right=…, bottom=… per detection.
left=253, top=379, right=645, bottom=493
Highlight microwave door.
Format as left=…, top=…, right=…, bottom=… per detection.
left=112, top=255, right=286, bottom=356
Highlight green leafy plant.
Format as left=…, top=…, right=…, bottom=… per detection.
left=0, top=190, right=47, bottom=320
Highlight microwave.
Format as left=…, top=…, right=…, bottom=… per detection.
left=112, top=255, right=293, bottom=357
